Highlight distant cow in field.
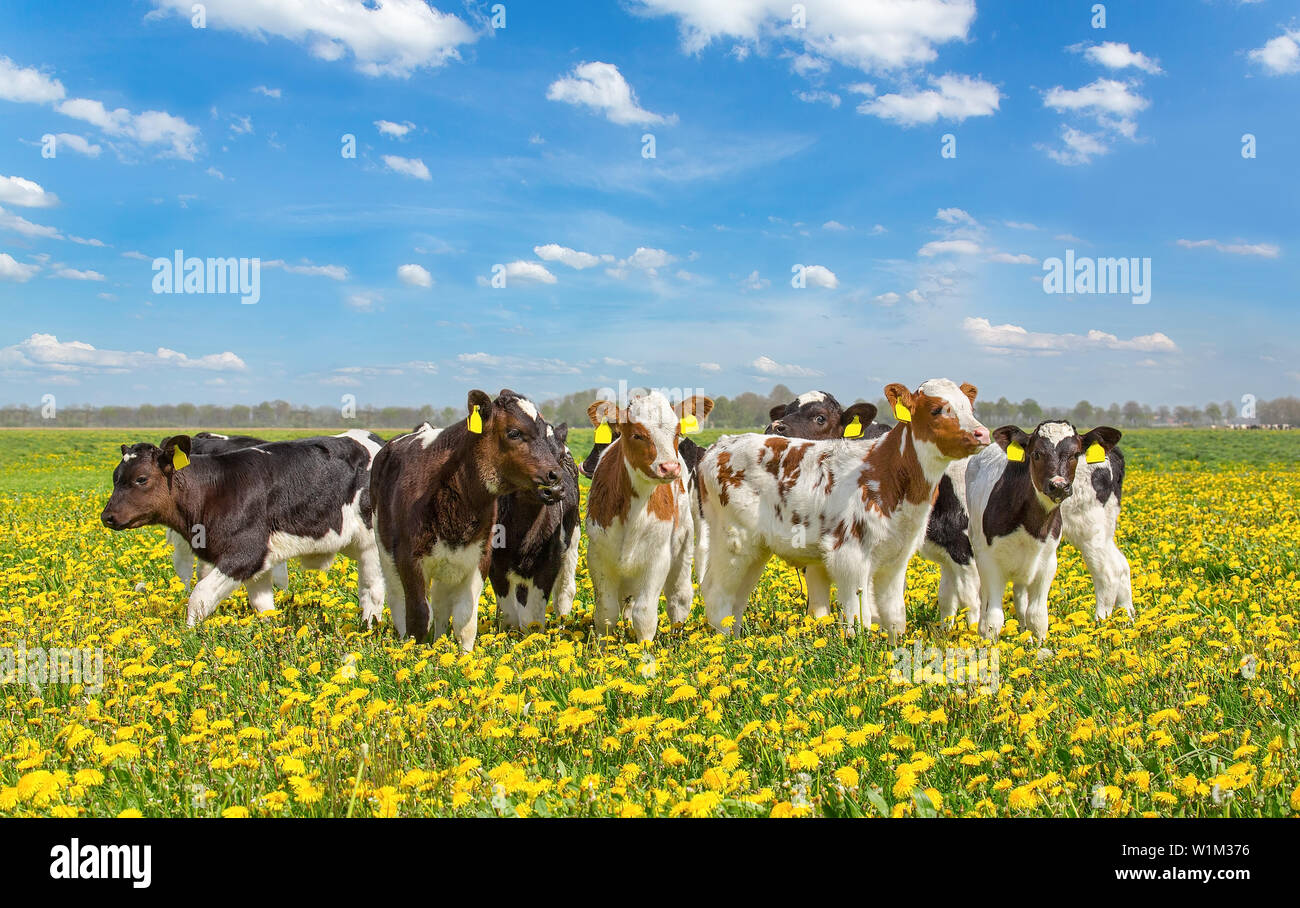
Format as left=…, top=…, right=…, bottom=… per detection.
left=490, top=422, right=581, bottom=631
left=585, top=391, right=714, bottom=642
left=698, top=379, right=988, bottom=640
left=764, top=390, right=980, bottom=624
left=965, top=421, right=1122, bottom=641
left=370, top=390, right=567, bottom=651
left=101, top=430, right=385, bottom=626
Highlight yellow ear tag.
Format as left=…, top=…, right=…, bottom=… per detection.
left=468, top=405, right=483, bottom=434
left=1006, top=442, right=1025, bottom=463
left=594, top=422, right=612, bottom=445
left=680, top=414, right=701, bottom=434
left=893, top=402, right=912, bottom=423
left=843, top=416, right=863, bottom=438
left=172, top=449, right=190, bottom=471
left=1085, top=442, right=1106, bottom=464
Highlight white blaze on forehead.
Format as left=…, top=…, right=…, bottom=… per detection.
left=121, top=451, right=137, bottom=462
left=1036, top=421, right=1077, bottom=445
left=514, top=398, right=539, bottom=420
left=918, top=378, right=982, bottom=430
left=626, top=391, right=677, bottom=429
left=795, top=390, right=828, bottom=407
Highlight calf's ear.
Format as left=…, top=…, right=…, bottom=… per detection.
left=677, top=395, right=714, bottom=421
left=840, top=402, right=878, bottom=437
left=467, top=389, right=492, bottom=433
left=959, top=382, right=978, bottom=406
left=992, top=425, right=1031, bottom=461
left=587, top=400, right=619, bottom=427
left=1081, top=426, right=1122, bottom=463
left=159, top=435, right=192, bottom=474
left=768, top=404, right=788, bottom=422
left=120, top=444, right=129, bottom=455
left=552, top=422, right=569, bottom=445
left=883, top=383, right=913, bottom=422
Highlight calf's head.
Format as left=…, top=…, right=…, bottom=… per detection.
left=101, top=435, right=191, bottom=530
left=587, top=391, right=713, bottom=483
left=766, top=390, right=878, bottom=440
left=993, top=422, right=1121, bottom=505
left=470, top=389, right=566, bottom=503
left=884, top=379, right=990, bottom=458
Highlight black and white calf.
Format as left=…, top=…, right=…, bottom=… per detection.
left=101, top=430, right=385, bottom=626
left=1060, top=434, right=1132, bottom=621
left=965, top=421, right=1122, bottom=641
left=489, top=423, right=581, bottom=631
left=167, top=432, right=285, bottom=592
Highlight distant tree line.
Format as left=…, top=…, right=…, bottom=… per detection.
left=2, top=390, right=1297, bottom=430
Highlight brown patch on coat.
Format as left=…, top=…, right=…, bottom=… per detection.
left=858, top=428, right=930, bottom=518
left=587, top=437, right=632, bottom=529
left=714, top=450, right=746, bottom=507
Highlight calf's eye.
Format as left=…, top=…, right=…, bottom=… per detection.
left=506, top=428, right=522, bottom=441
left=135, top=476, right=147, bottom=486
left=931, top=407, right=943, bottom=416
left=815, top=415, right=825, bottom=424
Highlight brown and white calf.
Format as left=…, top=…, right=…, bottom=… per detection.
left=370, top=391, right=567, bottom=651
left=764, top=391, right=981, bottom=623
left=698, top=379, right=989, bottom=639
left=965, top=421, right=1122, bottom=641
left=489, top=422, right=582, bottom=632
left=101, top=431, right=385, bottom=626
left=585, top=390, right=713, bottom=642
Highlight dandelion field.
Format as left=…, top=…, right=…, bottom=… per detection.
left=1, top=428, right=1298, bottom=818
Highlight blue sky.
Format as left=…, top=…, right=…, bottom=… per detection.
left=1, top=0, right=1296, bottom=410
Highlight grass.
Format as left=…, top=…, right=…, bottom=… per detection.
left=0, top=427, right=1297, bottom=817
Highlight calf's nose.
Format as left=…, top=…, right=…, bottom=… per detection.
left=972, top=426, right=990, bottom=446
left=658, top=461, right=681, bottom=478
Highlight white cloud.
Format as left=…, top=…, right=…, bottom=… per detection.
left=740, top=269, right=770, bottom=290
left=206, top=166, right=226, bottom=180
left=70, top=235, right=107, bottom=247
left=121, top=250, right=151, bottom=261
left=1176, top=238, right=1280, bottom=258
left=1248, top=29, right=1300, bottom=75
left=795, top=90, right=841, bottom=108
left=0, top=253, right=39, bottom=282
left=0, top=55, right=65, bottom=103
left=936, top=207, right=975, bottom=226
left=918, top=238, right=980, bottom=257
left=375, top=119, right=415, bottom=138
left=625, top=247, right=673, bottom=271
left=346, top=291, right=382, bottom=312
left=988, top=252, right=1038, bottom=264
left=699, top=362, right=722, bottom=373
left=0, top=174, right=58, bottom=208
left=1043, top=78, right=1148, bottom=120
left=534, top=243, right=602, bottom=269
left=873, top=291, right=900, bottom=305
left=0, top=333, right=245, bottom=372
left=456, top=351, right=579, bottom=374
left=751, top=355, right=823, bottom=378
left=54, top=267, right=105, bottom=281
left=148, top=0, right=478, bottom=77
left=630, top=0, right=977, bottom=74
left=496, top=261, right=557, bottom=284
left=1040, top=125, right=1111, bottom=166
left=906, top=288, right=926, bottom=303
left=382, top=154, right=431, bottom=180
left=1004, top=220, right=1038, bottom=231
left=1075, top=42, right=1162, bottom=74
left=56, top=97, right=200, bottom=159
left=51, top=133, right=101, bottom=157
left=253, top=85, right=281, bottom=98
left=397, top=263, right=434, bottom=287
left=963, top=317, right=1177, bottom=354
left=263, top=259, right=349, bottom=280
left=801, top=264, right=838, bottom=288
left=546, top=61, right=675, bottom=126
left=0, top=206, right=61, bottom=239
left=822, top=220, right=849, bottom=231
left=858, top=73, right=1000, bottom=126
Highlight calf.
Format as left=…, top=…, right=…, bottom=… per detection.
left=489, top=422, right=581, bottom=631
left=370, top=390, right=566, bottom=651
left=698, top=379, right=988, bottom=639
left=1060, top=430, right=1131, bottom=621
left=765, top=390, right=980, bottom=624
left=965, top=421, right=1121, bottom=641
left=101, top=431, right=385, bottom=626
left=167, top=432, right=286, bottom=593
left=585, top=391, right=713, bottom=642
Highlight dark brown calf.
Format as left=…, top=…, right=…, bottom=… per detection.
left=370, top=389, right=566, bottom=650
